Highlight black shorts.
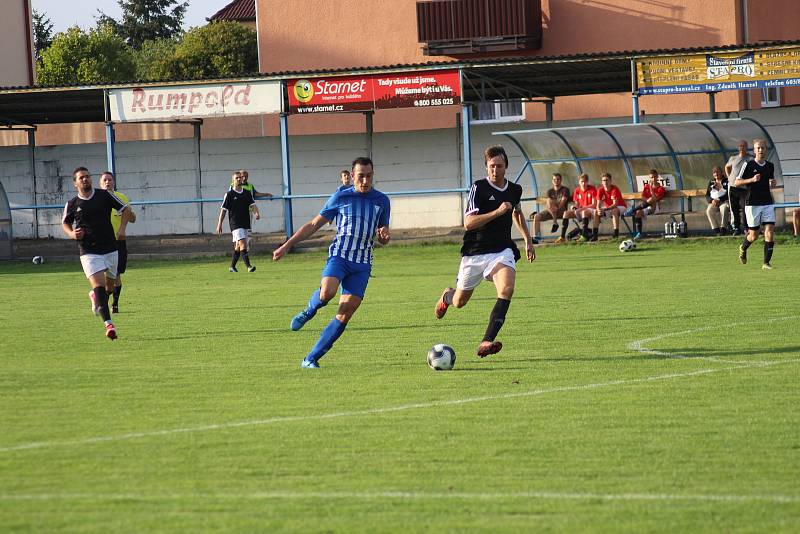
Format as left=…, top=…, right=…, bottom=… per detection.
left=117, top=240, right=128, bottom=274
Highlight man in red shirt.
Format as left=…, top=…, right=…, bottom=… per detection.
left=558, top=173, right=597, bottom=243
left=593, top=172, right=626, bottom=239
left=624, top=169, right=665, bottom=238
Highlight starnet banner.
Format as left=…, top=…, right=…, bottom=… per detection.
left=287, top=69, right=461, bottom=114
left=108, top=81, right=282, bottom=122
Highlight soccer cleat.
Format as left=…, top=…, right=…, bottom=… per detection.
left=550, top=223, right=559, bottom=233
left=576, top=234, right=588, bottom=243
left=229, top=266, right=238, bottom=272
left=112, top=304, right=119, bottom=314
left=633, top=232, right=642, bottom=240
left=105, top=323, right=117, bottom=340
left=761, top=263, right=773, bottom=270
left=738, top=244, right=747, bottom=264
left=532, top=237, right=540, bottom=245
left=248, top=265, right=256, bottom=273
left=589, top=235, right=598, bottom=242
left=623, top=207, right=635, bottom=217
left=567, top=228, right=581, bottom=240
left=89, top=290, right=100, bottom=316
left=554, top=237, right=565, bottom=244
left=477, top=341, right=503, bottom=358
left=301, top=358, right=320, bottom=369
left=291, top=309, right=315, bottom=331
left=434, top=287, right=453, bottom=319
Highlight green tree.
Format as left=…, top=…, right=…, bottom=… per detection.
left=171, top=22, right=258, bottom=79
left=32, top=9, right=54, bottom=62
left=37, top=26, right=135, bottom=86
left=133, top=38, right=180, bottom=80
left=97, top=0, right=187, bottom=50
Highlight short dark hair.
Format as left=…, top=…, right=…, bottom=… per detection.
left=552, top=173, right=562, bottom=179
left=601, top=172, right=612, bottom=180
left=73, top=166, right=89, bottom=180
left=340, top=169, right=351, bottom=176
left=101, top=171, right=114, bottom=178
left=579, top=173, right=589, bottom=181
left=484, top=145, right=508, bottom=166
left=649, top=169, right=659, bottom=175
left=352, top=157, right=373, bottom=170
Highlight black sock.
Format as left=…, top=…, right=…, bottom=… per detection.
left=93, top=286, right=111, bottom=322
left=560, top=219, right=569, bottom=238
left=231, top=250, right=240, bottom=268
left=741, top=237, right=752, bottom=251
left=581, top=218, right=589, bottom=236
left=764, top=241, right=774, bottom=264
left=112, top=285, right=121, bottom=306
left=714, top=227, right=721, bottom=234
left=483, top=298, right=510, bottom=342
left=634, top=201, right=649, bottom=212
left=613, top=229, right=619, bottom=238
left=592, top=228, right=599, bottom=239
left=242, top=251, right=251, bottom=268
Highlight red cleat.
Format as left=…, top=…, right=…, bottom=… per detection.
left=477, top=341, right=502, bottom=358
left=105, top=323, right=118, bottom=340
left=435, top=287, right=453, bottom=319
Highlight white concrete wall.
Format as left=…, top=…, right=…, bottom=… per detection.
left=1, top=107, right=798, bottom=239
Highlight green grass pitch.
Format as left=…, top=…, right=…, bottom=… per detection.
left=1, top=238, right=799, bottom=532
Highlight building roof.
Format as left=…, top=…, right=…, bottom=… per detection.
left=208, top=0, right=256, bottom=22
left=1, top=39, right=799, bottom=125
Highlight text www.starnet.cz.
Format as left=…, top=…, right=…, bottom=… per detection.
left=296, top=104, right=345, bottom=113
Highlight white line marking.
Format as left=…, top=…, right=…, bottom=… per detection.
left=0, top=490, right=797, bottom=504
left=627, top=316, right=796, bottom=363
left=1, top=317, right=797, bottom=455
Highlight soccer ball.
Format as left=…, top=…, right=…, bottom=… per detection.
left=427, top=344, right=456, bottom=371
left=32, top=256, right=44, bottom=264
left=619, top=239, right=635, bottom=252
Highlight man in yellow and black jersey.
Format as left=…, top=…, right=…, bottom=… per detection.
left=100, top=171, right=136, bottom=313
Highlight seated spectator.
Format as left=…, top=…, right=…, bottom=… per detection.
left=593, top=172, right=626, bottom=239
left=705, top=166, right=730, bottom=235
left=531, top=173, right=570, bottom=244
left=558, top=173, right=597, bottom=243
left=624, top=169, right=665, bottom=238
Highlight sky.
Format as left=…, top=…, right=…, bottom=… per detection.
left=31, top=0, right=231, bottom=33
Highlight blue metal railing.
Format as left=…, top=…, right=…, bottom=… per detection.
left=9, top=187, right=472, bottom=211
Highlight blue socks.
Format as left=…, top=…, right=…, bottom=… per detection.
left=306, top=318, right=347, bottom=363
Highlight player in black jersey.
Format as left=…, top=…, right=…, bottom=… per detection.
left=734, top=139, right=778, bottom=270
left=435, top=145, right=535, bottom=358
left=217, top=172, right=260, bottom=272
left=61, top=167, right=131, bottom=340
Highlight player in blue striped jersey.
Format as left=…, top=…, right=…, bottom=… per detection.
left=273, top=157, right=391, bottom=368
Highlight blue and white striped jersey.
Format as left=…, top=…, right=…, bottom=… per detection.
left=320, top=186, right=391, bottom=264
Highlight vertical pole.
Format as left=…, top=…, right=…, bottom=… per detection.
left=193, top=122, right=203, bottom=234
left=545, top=99, right=553, bottom=127
left=280, top=113, right=293, bottom=238
left=461, top=102, right=473, bottom=190
left=365, top=111, right=374, bottom=160
left=708, top=91, right=717, bottom=119
left=105, top=122, right=116, bottom=176
left=27, top=129, right=37, bottom=239
left=631, top=59, right=640, bottom=124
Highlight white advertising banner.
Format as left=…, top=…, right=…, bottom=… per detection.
left=108, top=81, right=282, bottom=122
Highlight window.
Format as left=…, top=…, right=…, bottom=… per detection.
left=761, top=87, right=780, bottom=108
left=473, top=101, right=524, bottom=123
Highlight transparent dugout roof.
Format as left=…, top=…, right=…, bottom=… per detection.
left=495, top=118, right=781, bottom=197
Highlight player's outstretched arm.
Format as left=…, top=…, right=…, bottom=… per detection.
left=273, top=214, right=329, bottom=261
left=513, top=208, right=535, bottom=262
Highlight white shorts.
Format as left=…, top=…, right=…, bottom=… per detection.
left=456, top=249, right=516, bottom=291
left=80, top=251, right=118, bottom=279
left=232, top=228, right=249, bottom=242
left=744, top=205, right=775, bottom=228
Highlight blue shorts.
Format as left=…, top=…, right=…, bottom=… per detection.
left=321, top=256, right=372, bottom=298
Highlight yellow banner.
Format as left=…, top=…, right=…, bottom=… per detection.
left=636, top=46, right=800, bottom=95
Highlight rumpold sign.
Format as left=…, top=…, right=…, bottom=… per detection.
left=108, top=81, right=282, bottom=122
